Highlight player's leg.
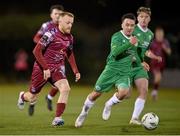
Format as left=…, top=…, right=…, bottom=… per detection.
left=151, top=70, right=162, bottom=100
left=25, top=65, right=46, bottom=115
left=130, top=78, right=148, bottom=125
left=102, top=76, right=130, bottom=120
left=75, top=68, right=114, bottom=127
left=45, top=86, right=59, bottom=111
left=51, top=79, right=70, bottom=126
left=75, top=91, right=102, bottom=127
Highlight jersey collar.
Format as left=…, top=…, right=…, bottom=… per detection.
left=120, top=30, right=131, bottom=40
left=137, top=23, right=148, bottom=33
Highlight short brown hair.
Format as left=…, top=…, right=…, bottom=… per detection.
left=137, top=7, right=151, bottom=16
left=50, top=4, right=64, bottom=13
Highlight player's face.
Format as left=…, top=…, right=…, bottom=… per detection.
left=137, top=12, right=151, bottom=28
left=122, top=18, right=135, bottom=36
left=59, top=15, right=74, bottom=34
left=155, top=29, right=164, bottom=42
left=50, top=9, right=63, bottom=24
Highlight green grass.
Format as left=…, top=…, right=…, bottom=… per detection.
left=0, top=83, right=180, bottom=135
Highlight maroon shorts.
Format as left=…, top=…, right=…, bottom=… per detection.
left=29, top=63, right=66, bottom=94
left=150, top=61, right=165, bottom=73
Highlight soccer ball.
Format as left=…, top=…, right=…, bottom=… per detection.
left=141, top=112, right=159, bottom=130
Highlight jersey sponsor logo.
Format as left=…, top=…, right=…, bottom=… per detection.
left=143, top=41, right=150, bottom=47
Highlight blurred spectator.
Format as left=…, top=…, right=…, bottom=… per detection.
left=14, top=49, right=29, bottom=81
left=150, top=26, right=171, bottom=100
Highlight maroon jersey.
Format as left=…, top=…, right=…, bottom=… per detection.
left=41, top=29, right=72, bottom=65
left=30, top=27, right=79, bottom=94
left=33, top=21, right=58, bottom=43
left=150, top=39, right=170, bottom=71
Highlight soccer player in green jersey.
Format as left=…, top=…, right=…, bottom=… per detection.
left=75, top=13, right=138, bottom=128
left=102, top=7, right=162, bottom=125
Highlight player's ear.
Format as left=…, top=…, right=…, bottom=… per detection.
left=50, top=13, right=53, bottom=19
left=121, top=23, right=123, bottom=29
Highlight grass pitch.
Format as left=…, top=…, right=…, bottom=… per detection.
left=0, top=83, right=180, bottom=135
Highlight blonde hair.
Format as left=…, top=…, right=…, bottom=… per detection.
left=60, top=11, right=74, bottom=18
left=137, top=7, right=151, bottom=16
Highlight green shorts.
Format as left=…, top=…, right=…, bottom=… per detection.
left=94, top=66, right=131, bottom=93
left=130, top=66, right=149, bottom=84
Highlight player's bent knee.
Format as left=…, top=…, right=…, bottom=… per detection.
left=61, top=86, right=71, bottom=93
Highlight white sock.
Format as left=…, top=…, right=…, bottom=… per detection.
left=132, top=98, right=145, bottom=119
left=81, top=97, right=95, bottom=114
left=47, top=94, right=53, bottom=100
left=106, top=93, right=121, bottom=107
left=151, top=90, right=158, bottom=95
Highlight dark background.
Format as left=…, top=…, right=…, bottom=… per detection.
left=0, top=0, right=180, bottom=84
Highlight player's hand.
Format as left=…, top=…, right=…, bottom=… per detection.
left=75, top=73, right=81, bottom=82
left=141, top=61, right=150, bottom=71
left=129, top=36, right=138, bottom=46
left=156, top=56, right=162, bottom=62
left=43, top=69, right=51, bottom=80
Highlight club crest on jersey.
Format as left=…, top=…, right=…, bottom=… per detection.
left=95, top=85, right=101, bottom=91
left=137, top=33, right=141, bottom=37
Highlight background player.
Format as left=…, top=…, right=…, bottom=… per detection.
left=150, top=26, right=171, bottom=100
left=17, top=12, right=81, bottom=126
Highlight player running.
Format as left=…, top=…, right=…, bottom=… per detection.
left=28, top=5, right=64, bottom=116
left=75, top=13, right=138, bottom=128
left=17, top=12, right=81, bottom=126
left=150, top=26, right=171, bottom=100
left=102, top=7, right=162, bottom=125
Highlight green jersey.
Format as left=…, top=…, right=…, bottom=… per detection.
left=106, top=30, right=136, bottom=74
left=133, top=24, right=154, bottom=65
left=94, top=31, right=136, bottom=92
left=130, top=24, right=154, bottom=83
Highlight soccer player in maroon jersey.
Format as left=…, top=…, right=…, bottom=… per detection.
left=150, top=26, right=171, bottom=100
left=17, top=12, right=81, bottom=126
left=29, top=5, right=64, bottom=116
left=33, top=5, right=64, bottom=43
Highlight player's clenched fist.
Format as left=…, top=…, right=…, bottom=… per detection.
left=129, top=36, right=138, bottom=46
